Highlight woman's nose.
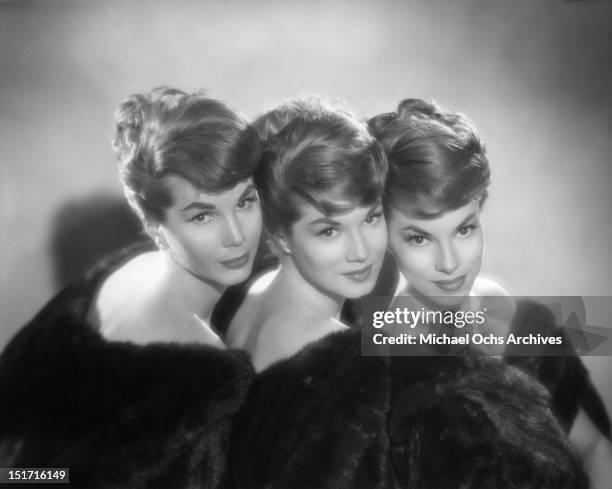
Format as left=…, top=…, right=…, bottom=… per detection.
left=222, top=215, right=245, bottom=247
left=346, top=231, right=369, bottom=263
left=435, top=241, right=459, bottom=275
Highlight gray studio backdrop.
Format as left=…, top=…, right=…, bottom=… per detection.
left=1, top=0, right=611, bottom=409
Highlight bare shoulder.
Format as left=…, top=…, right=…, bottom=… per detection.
left=98, top=251, right=159, bottom=297
left=472, top=276, right=516, bottom=322
left=90, top=251, right=159, bottom=327
left=248, top=268, right=280, bottom=295
left=472, top=276, right=509, bottom=296
left=253, top=313, right=345, bottom=372
left=225, top=296, right=256, bottom=349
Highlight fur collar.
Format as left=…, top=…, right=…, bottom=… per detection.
left=228, top=328, right=588, bottom=489
left=507, top=300, right=611, bottom=438
left=228, top=329, right=394, bottom=489
left=0, top=243, right=254, bottom=488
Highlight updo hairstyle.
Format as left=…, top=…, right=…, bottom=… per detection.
left=253, top=97, right=388, bottom=235
left=112, top=87, right=260, bottom=226
left=368, top=98, right=490, bottom=218
left=252, top=96, right=329, bottom=143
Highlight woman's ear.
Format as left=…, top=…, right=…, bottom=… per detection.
left=272, top=231, right=292, bottom=256
left=147, top=222, right=168, bottom=250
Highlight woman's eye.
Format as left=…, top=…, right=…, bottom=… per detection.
left=236, top=195, right=257, bottom=210
left=318, top=227, right=339, bottom=238
left=364, top=211, right=382, bottom=226
left=406, top=235, right=428, bottom=246
left=457, top=224, right=475, bottom=237
left=190, top=212, right=214, bottom=224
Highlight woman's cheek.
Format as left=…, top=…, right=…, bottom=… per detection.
left=241, top=218, right=258, bottom=249
left=404, top=247, right=432, bottom=278
left=465, top=234, right=484, bottom=267
left=186, top=227, right=218, bottom=258
left=245, top=207, right=263, bottom=242
left=387, top=232, right=405, bottom=264
left=323, top=238, right=350, bottom=268
left=294, top=236, right=325, bottom=269
left=371, top=223, right=388, bottom=254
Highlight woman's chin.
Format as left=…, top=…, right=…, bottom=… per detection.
left=211, top=264, right=254, bottom=287
left=341, top=282, right=378, bottom=300
left=411, top=288, right=468, bottom=310
left=430, top=295, right=467, bottom=310
left=223, top=270, right=252, bottom=286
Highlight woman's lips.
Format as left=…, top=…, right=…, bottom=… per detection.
left=343, top=264, right=373, bottom=283
left=220, top=252, right=249, bottom=270
left=433, top=275, right=466, bottom=292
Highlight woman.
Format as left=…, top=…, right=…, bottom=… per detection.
left=0, top=87, right=262, bottom=488
left=223, top=98, right=587, bottom=489
left=368, top=97, right=612, bottom=487
left=226, top=97, right=388, bottom=370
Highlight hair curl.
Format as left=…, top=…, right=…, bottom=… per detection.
left=253, top=96, right=388, bottom=235
left=112, top=87, right=260, bottom=224
left=368, top=98, right=490, bottom=218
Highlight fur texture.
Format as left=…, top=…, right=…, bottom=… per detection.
left=507, top=300, right=611, bottom=438
left=227, top=329, right=393, bottom=489
left=226, top=329, right=588, bottom=489
left=389, top=355, right=588, bottom=489
left=0, top=244, right=254, bottom=489
left=366, top=263, right=610, bottom=439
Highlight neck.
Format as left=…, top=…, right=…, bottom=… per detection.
left=157, top=251, right=224, bottom=323
left=274, top=256, right=344, bottom=324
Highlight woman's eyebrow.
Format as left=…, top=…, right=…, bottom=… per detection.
left=308, top=217, right=339, bottom=226
left=181, top=184, right=257, bottom=212
left=456, top=213, right=476, bottom=229
left=401, top=224, right=430, bottom=235
left=239, top=184, right=256, bottom=199
left=181, top=202, right=216, bottom=212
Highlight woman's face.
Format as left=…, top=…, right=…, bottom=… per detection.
left=284, top=201, right=388, bottom=300
left=157, top=176, right=262, bottom=286
left=387, top=199, right=484, bottom=308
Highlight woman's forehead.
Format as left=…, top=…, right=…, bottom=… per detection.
left=165, top=175, right=254, bottom=209
left=389, top=199, right=480, bottom=229
left=296, top=200, right=379, bottom=226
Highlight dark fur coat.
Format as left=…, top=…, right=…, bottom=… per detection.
left=506, top=300, right=611, bottom=438
left=0, top=244, right=254, bottom=489
left=366, top=264, right=611, bottom=439
left=225, top=328, right=588, bottom=489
